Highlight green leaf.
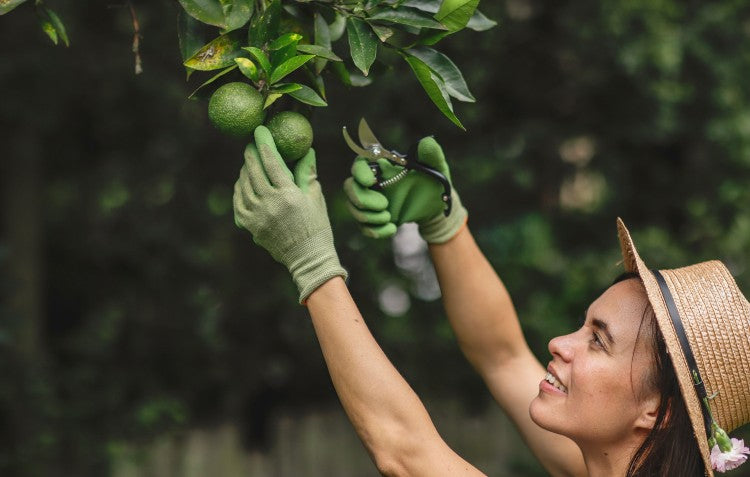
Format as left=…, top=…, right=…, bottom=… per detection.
left=403, top=53, right=464, bottom=129
left=270, top=42, right=299, bottom=70
left=243, top=46, right=272, bottom=73
left=434, top=0, right=478, bottom=32
left=40, top=20, right=58, bottom=45
left=350, top=73, right=373, bottom=87
left=187, top=64, right=238, bottom=98
left=178, top=10, right=205, bottom=61
left=371, top=24, right=394, bottom=42
left=264, top=93, right=283, bottom=109
left=346, top=17, right=378, bottom=76
left=270, top=32, right=302, bottom=50
left=178, top=0, right=225, bottom=27
left=314, top=12, right=331, bottom=74
left=331, top=62, right=351, bottom=86
left=248, top=0, right=280, bottom=46
left=311, top=73, right=326, bottom=99
left=269, top=54, right=314, bottom=84
left=222, top=0, right=253, bottom=32
left=368, top=7, right=447, bottom=29
left=0, top=0, right=29, bottom=15
left=406, top=46, right=474, bottom=102
left=400, top=0, right=438, bottom=12
left=467, top=9, right=497, bottom=31
left=184, top=32, right=242, bottom=71
left=296, top=44, right=342, bottom=61
left=270, top=83, right=303, bottom=94
left=45, top=8, right=69, bottom=46
left=314, top=13, right=331, bottom=48
left=235, top=57, right=259, bottom=81
left=329, top=13, right=347, bottom=42
left=288, top=84, right=327, bottom=106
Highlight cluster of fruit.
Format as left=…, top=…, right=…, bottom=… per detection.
left=208, top=82, right=313, bottom=162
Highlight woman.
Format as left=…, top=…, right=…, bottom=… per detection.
left=233, top=126, right=750, bottom=476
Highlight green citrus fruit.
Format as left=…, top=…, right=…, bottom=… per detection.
left=208, top=82, right=265, bottom=138
left=266, top=111, right=313, bottom=162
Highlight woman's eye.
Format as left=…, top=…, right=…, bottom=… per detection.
left=591, top=332, right=603, bottom=348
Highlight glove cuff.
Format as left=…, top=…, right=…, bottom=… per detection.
left=285, top=228, right=348, bottom=304
left=418, top=189, right=468, bottom=244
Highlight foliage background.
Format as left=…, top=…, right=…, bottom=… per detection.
left=2, top=0, right=750, bottom=475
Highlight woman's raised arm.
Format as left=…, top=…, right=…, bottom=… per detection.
left=429, top=225, right=587, bottom=477
left=306, top=277, right=485, bottom=476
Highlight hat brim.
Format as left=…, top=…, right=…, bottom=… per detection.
left=616, top=218, right=713, bottom=477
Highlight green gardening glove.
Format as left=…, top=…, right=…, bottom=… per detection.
left=233, top=126, right=347, bottom=303
left=343, top=136, right=468, bottom=244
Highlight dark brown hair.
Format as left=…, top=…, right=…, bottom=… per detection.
left=613, top=273, right=704, bottom=477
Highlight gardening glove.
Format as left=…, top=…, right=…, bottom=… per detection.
left=233, top=126, right=347, bottom=304
left=343, top=136, right=467, bottom=244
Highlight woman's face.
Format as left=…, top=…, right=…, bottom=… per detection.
left=529, top=278, right=659, bottom=447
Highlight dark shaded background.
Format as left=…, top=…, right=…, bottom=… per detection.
left=2, top=0, right=750, bottom=475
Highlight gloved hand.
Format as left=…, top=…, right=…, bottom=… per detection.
left=343, top=136, right=468, bottom=244
left=233, top=126, right=347, bottom=303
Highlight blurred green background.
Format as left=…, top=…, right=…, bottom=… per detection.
left=2, top=0, right=750, bottom=475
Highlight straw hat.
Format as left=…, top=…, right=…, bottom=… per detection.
left=616, top=218, right=750, bottom=476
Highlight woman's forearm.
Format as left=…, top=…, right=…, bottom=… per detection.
left=305, top=277, right=483, bottom=476
left=429, top=225, right=531, bottom=373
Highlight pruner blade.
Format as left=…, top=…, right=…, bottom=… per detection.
left=358, top=118, right=382, bottom=150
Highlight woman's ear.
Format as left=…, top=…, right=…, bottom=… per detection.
left=635, top=394, right=663, bottom=432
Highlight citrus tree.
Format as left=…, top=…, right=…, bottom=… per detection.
left=3, top=0, right=495, bottom=132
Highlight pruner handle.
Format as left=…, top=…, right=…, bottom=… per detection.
left=407, top=160, right=452, bottom=217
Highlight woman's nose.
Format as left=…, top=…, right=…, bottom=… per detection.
left=548, top=333, right=574, bottom=362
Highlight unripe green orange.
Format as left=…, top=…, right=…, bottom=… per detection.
left=208, top=82, right=265, bottom=138
left=266, top=111, right=313, bottom=162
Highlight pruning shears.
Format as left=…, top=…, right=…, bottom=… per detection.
left=342, top=118, right=452, bottom=216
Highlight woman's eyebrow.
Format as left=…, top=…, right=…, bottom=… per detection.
left=592, top=318, right=615, bottom=345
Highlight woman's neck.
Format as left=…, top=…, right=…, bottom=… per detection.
left=579, top=438, right=642, bottom=477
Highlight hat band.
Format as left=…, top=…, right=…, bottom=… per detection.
left=652, top=270, right=712, bottom=438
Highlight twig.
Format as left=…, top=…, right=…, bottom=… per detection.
left=127, top=1, right=143, bottom=74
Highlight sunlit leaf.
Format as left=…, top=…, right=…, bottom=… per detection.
left=270, top=42, right=298, bottom=69
left=434, top=0, right=478, bottom=32
left=40, top=20, right=57, bottom=45
left=270, top=32, right=302, bottom=50
left=288, top=84, right=327, bottom=106
left=406, top=46, right=474, bottom=102
left=45, top=8, right=69, bottom=46
left=269, top=54, right=314, bottom=83
left=346, top=17, right=378, bottom=76
left=368, top=7, right=446, bottom=29
left=248, top=0, right=280, bottom=46
left=406, top=0, right=495, bottom=30
left=270, top=83, right=303, bottom=94
left=0, top=0, right=28, bottom=15
left=178, top=0, right=225, bottom=27
left=235, top=57, right=259, bottom=81
left=243, top=46, right=272, bottom=73
left=187, top=64, right=238, bottom=98
left=264, top=92, right=283, bottom=109
left=296, top=44, right=342, bottom=61
left=184, top=32, right=243, bottom=70
left=403, top=53, right=464, bottom=129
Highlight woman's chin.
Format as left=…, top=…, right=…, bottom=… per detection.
left=529, top=397, right=560, bottom=434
